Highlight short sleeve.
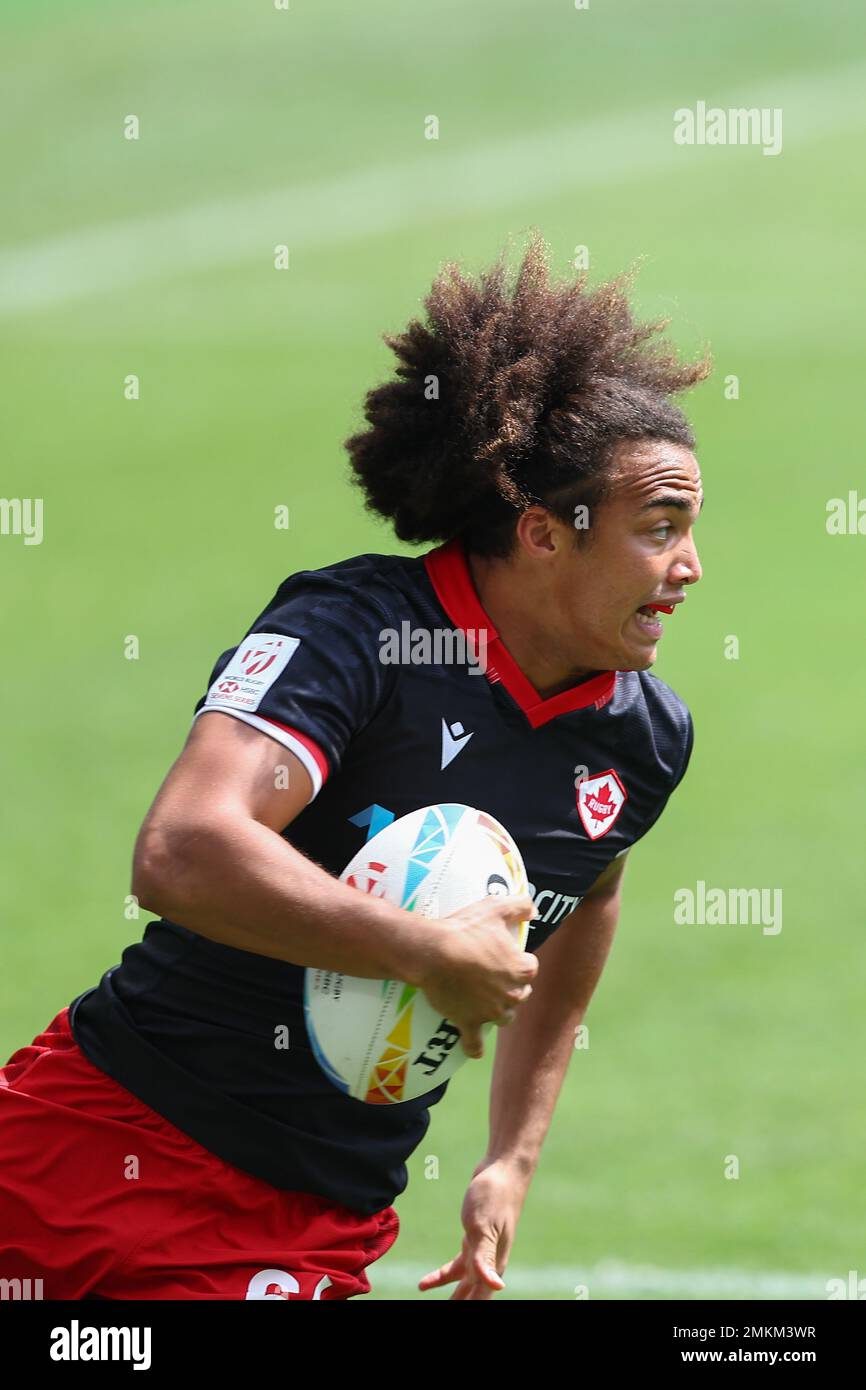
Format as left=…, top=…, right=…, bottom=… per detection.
left=192, top=574, right=396, bottom=801
left=625, top=706, right=694, bottom=851
left=669, top=708, right=694, bottom=794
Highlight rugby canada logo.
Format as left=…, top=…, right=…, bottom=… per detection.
left=576, top=769, right=627, bottom=840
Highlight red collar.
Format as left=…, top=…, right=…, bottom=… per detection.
left=423, top=538, right=617, bottom=729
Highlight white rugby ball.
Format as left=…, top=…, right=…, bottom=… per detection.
left=303, top=804, right=529, bottom=1104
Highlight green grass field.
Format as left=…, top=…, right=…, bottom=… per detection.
left=1, top=0, right=864, bottom=1300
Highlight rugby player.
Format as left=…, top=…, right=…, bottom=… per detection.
left=0, top=235, right=708, bottom=1300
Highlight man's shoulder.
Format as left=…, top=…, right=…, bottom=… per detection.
left=259, top=550, right=429, bottom=629
left=616, top=668, right=694, bottom=765
left=633, top=668, right=691, bottom=720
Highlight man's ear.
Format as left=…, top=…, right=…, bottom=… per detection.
left=515, top=506, right=560, bottom=557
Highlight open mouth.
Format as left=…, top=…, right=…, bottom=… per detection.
left=633, top=602, right=675, bottom=638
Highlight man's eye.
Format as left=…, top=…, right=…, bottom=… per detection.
left=650, top=523, right=672, bottom=538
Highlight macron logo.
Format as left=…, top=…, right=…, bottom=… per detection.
left=441, top=718, right=473, bottom=770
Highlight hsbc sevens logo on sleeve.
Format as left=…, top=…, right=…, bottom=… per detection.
left=576, top=769, right=627, bottom=840
left=206, top=632, right=300, bottom=712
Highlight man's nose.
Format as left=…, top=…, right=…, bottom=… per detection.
left=671, top=536, right=702, bottom=586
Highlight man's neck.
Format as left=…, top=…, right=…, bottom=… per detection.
left=466, top=551, right=598, bottom=699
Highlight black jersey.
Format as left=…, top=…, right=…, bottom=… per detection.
left=70, top=539, right=693, bottom=1215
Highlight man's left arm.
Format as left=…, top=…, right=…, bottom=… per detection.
left=418, top=853, right=627, bottom=1300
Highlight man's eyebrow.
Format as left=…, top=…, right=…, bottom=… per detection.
left=640, top=493, right=704, bottom=513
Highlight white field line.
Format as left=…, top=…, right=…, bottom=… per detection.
left=370, top=1260, right=836, bottom=1299
left=1, top=62, right=865, bottom=315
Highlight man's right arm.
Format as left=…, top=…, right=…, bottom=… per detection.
left=131, top=710, right=537, bottom=1057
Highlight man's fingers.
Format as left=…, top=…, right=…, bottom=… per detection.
left=471, top=1242, right=506, bottom=1290
left=457, top=1280, right=499, bottom=1300
left=447, top=1255, right=504, bottom=1299
left=494, top=894, right=538, bottom=927
left=460, top=1022, right=484, bottom=1059
left=518, top=950, right=540, bottom=979
left=418, top=1255, right=463, bottom=1291
left=424, top=1238, right=506, bottom=1300
left=505, top=980, right=534, bottom=1006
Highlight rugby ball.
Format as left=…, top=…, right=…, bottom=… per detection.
left=304, top=804, right=530, bottom=1104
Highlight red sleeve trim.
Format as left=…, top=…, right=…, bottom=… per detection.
left=260, top=718, right=330, bottom=784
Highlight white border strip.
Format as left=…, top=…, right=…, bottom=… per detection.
left=194, top=706, right=324, bottom=801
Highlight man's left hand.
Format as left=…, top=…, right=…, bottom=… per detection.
left=417, top=1159, right=526, bottom=1300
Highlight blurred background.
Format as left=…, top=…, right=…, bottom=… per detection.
left=1, top=0, right=864, bottom=1299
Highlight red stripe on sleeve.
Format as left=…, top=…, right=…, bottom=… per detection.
left=260, top=719, right=330, bottom=784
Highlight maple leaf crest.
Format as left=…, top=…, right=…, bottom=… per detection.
left=586, top=781, right=616, bottom=817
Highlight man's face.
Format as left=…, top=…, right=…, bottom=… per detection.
left=545, top=438, right=704, bottom=673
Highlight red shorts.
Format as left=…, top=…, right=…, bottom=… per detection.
left=0, top=1008, right=399, bottom=1300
